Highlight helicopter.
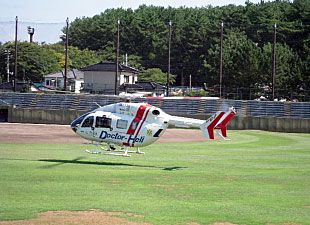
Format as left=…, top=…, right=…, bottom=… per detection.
left=71, top=102, right=236, bottom=157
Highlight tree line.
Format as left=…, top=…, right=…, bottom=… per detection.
left=66, top=0, right=310, bottom=93
left=1, top=0, right=310, bottom=98
left=0, top=42, right=100, bottom=84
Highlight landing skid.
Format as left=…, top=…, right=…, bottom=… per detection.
left=85, top=141, right=145, bottom=157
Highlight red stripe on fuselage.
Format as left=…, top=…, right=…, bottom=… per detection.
left=208, top=112, right=225, bottom=139
left=127, top=105, right=148, bottom=135
left=135, top=107, right=151, bottom=136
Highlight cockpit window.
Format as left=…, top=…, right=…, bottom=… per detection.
left=81, top=116, right=94, bottom=127
left=116, top=119, right=128, bottom=129
left=71, top=112, right=92, bottom=127
left=95, top=117, right=112, bottom=128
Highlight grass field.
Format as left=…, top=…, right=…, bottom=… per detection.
left=0, top=130, right=310, bottom=225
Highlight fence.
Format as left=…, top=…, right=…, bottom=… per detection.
left=1, top=93, right=310, bottom=119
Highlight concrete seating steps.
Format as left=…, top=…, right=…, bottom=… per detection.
left=1, top=93, right=310, bottom=118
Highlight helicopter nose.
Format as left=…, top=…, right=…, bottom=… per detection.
left=71, top=122, right=77, bottom=133
left=71, top=125, right=77, bottom=133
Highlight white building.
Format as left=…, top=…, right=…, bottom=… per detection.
left=81, top=61, right=139, bottom=94
left=44, top=69, right=84, bottom=93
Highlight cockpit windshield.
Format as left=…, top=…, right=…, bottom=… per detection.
left=71, top=112, right=92, bottom=132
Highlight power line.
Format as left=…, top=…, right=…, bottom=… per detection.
left=0, top=19, right=65, bottom=25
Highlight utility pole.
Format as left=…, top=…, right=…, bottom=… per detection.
left=167, top=20, right=172, bottom=97
left=4, top=50, right=11, bottom=82
left=64, top=17, right=69, bottom=91
left=189, top=75, right=192, bottom=92
left=14, top=16, right=18, bottom=92
left=272, top=23, right=277, bottom=101
left=219, top=22, right=224, bottom=98
left=115, top=19, right=120, bottom=96
left=27, top=26, right=35, bottom=43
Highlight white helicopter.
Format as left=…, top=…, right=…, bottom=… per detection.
left=71, top=102, right=236, bottom=157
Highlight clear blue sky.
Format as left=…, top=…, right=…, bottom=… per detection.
left=1, top=0, right=262, bottom=43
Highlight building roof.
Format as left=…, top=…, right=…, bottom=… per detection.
left=80, top=61, right=139, bottom=74
left=135, top=81, right=166, bottom=90
left=44, top=69, right=84, bottom=79
left=119, top=83, right=144, bottom=90
left=119, top=82, right=166, bottom=92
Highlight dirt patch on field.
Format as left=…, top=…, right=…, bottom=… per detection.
left=0, top=123, right=208, bottom=144
left=0, top=210, right=150, bottom=225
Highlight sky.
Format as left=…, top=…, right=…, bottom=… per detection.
left=0, top=0, right=262, bottom=44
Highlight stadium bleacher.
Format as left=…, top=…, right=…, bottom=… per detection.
left=290, top=102, right=310, bottom=118
left=76, top=95, right=120, bottom=111
left=160, top=98, right=201, bottom=114
left=34, top=94, right=77, bottom=110
left=1, top=93, right=310, bottom=118
left=0, top=93, right=36, bottom=108
left=203, top=99, right=219, bottom=114
left=145, top=98, right=163, bottom=107
left=248, top=101, right=285, bottom=117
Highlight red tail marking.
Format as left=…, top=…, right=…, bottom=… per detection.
left=208, top=112, right=225, bottom=139
left=215, top=111, right=236, bottom=137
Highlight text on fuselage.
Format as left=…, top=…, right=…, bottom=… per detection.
left=99, top=131, right=145, bottom=144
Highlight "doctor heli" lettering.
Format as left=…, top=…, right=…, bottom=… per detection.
left=99, top=131, right=126, bottom=140
left=99, top=131, right=145, bottom=144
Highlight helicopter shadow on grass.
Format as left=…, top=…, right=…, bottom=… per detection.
left=38, top=157, right=186, bottom=171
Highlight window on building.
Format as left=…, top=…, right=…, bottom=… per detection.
left=124, top=75, right=130, bottom=83
left=95, top=117, right=112, bottom=128
left=51, top=79, right=56, bottom=86
left=71, top=82, right=76, bottom=91
left=116, top=119, right=128, bottom=129
left=81, top=116, right=94, bottom=127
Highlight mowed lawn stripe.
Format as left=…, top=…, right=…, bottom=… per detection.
left=0, top=130, right=309, bottom=224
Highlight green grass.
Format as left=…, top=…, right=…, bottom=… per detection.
left=0, top=130, right=310, bottom=224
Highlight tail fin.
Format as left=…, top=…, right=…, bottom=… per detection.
left=215, top=106, right=237, bottom=139
left=200, top=111, right=225, bottom=139
left=200, top=106, right=236, bottom=140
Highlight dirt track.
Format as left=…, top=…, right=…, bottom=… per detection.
left=0, top=123, right=207, bottom=143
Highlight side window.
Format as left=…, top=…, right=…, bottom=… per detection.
left=116, top=119, right=128, bottom=129
left=131, top=121, right=138, bottom=130
left=81, top=116, right=94, bottom=127
left=96, top=117, right=112, bottom=128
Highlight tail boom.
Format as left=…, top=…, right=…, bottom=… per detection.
left=167, top=106, right=236, bottom=141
